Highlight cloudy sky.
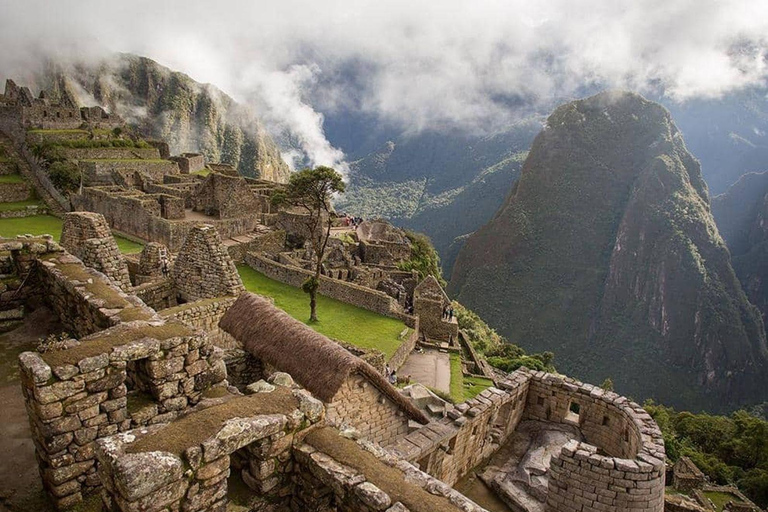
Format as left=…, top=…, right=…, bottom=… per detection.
left=1, top=0, right=767, bottom=167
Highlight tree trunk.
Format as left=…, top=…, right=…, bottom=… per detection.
left=309, top=289, right=318, bottom=322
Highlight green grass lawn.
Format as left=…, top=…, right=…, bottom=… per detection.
left=0, top=174, right=25, bottom=183
left=0, top=199, right=44, bottom=212
left=703, top=491, right=743, bottom=512
left=0, top=214, right=144, bottom=254
left=449, top=353, right=494, bottom=403
left=237, top=264, right=405, bottom=358
left=191, top=168, right=211, bottom=177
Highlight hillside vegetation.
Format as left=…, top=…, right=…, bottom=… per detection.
left=450, top=91, right=768, bottom=413
left=646, top=402, right=768, bottom=508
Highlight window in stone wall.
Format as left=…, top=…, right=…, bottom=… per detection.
left=536, top=395, right=545, bottom=406
left=56, top=111, right=60, bottom=118
left=602, top=415, right=610, bottom=426
left=472, top=425, right=479, bottom=436
left=565, top=401, right=580, bottom=425
left=448, top=436, right=457, bottom=454
left=43, top=110, right=47, bottom=117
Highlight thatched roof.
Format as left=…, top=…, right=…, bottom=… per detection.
left=220, top=293, right=429, bottom=424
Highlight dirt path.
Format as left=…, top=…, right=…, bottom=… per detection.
left=0, top=308, right=62, bottom=511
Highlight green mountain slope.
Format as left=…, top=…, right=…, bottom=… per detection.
left=41, top=54, right=290, bottom=182
left=712, top=172, right=768, bottom=321
left=450, top=91, right=768, bottom=413
left=334, top=121, right=541, bottom=275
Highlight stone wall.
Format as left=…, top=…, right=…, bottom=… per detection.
left=388, top=321, right=419, bottom=371
left=0, top=181, right=32, bottom=201
left=389, top=368, right=666, bottom=512
left=293, top=428, right=484, bottom=512
left=391, top=372, right=529, bottom=486
left=36, top=250, right=152, bottom=338
left=191, top=173, right=262, bottom=219
left=58, top=147, right=161, bottom=160
left=170, top=153, right=205, bottom=174
left=132, top=279, right=176, bottom=310
left=245, top=252, right=414, bottom=324
left=60, top=212, right=132, bottom=291
left=225, top=228, right=286, bottom=263
left=171, top=225, right=245, bottom=302
left=326, top=373, right=412, bottom=447
left=159, top=296, right=239, bottom=349
left=95, top=386, right=324, bottom=512
left=78, top=159, right=179, bottom=187
left=18, top=315, right=227, bottom=508
left=73, top=186, right=262, bottom=251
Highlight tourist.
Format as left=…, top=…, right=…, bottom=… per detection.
left=388, top=370, right=397, bottom=385
left=385, top=364, right=392, bottom=379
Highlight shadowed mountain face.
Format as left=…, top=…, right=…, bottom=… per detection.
left=449, top=91, right=768, bottom=413
left=41, top=54, right=290, bottom=182
left=712, top=172, right=768, bottom=323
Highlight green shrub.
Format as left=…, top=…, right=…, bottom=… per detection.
left=48, top=161, right=80, bottom=192
left=397, top=230, right=446, bottom=287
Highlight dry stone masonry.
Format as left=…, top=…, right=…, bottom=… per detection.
left=171, top=224, right=245, bottom=302
left=60, top=211, right=132, bottom=291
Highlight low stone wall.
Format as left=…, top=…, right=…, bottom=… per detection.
left=294, top=427, right=483, bottom=512
left=389, top=368, right=666, bottom=512
left=221, top=348, right=263, bottom=390
left=132, top=279, right=176, bottom=311
left=391, top=373, right=529, bottom=486
left=388, top=320, right=419, bottom=371
left=0, top=181, right=31, bottom=201
left=36, top=249, right=154, bottom=338
left=74, top=187, right=262, bottom=251
left=523, top=372, right=666, bottom=512
left=58, top=147, right=161, bottom=160
left=78, top=159, right=179, bottom=187
left=95, top=386, right=324, bottom=512
left=0, top=204, right=48, bottom=218
left=159, top=296, right=239, bottom=349
left=245, top=252, right=407, bottom=321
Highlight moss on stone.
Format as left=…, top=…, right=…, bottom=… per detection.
left=305, top=427, right=463, bottom=512
left=40, top=321, right=192, bottom=367
left=126, top=388, right=298, bottom=456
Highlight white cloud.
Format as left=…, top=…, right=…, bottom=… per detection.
left=1, top=0, right=766, bottom=162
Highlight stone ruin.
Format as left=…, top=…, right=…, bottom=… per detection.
left=171, top=224, right=245, bottom=302
left=0, top=79, right=122, bottom=130
left=2, top=224, right=668, bottom=512
left=60, top=211, right=132, bottom=291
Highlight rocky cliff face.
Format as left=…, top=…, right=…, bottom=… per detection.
left=450, top=91, right=768, bottom=412
left=712, top=172, right=768, bottom=322
left=42, top=54, right=290, bottom=182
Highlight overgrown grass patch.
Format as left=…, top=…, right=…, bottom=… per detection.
left=449, top=353, right=494, bottom=402
left=0, top=214, right=143, bottom=254
left=237, top=264, right=405, bottom=358
left=0, top=174, right=24, bottom=183
left=0, top=199, right=44, bottom=212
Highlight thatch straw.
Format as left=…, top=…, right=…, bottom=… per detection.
left=220, top=293, right=428, bottom=424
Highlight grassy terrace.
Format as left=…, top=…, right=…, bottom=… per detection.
left=449, top=353, right=494, bottom=402
left=80, top=159, right=169, bottom=163
left=237, top=264, right=405, bottom=358
left=0, top=199, right=43, bottom=212
left=0, top=174, right=25, bottom=183
left=0, top=214, right=144, bottom=254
